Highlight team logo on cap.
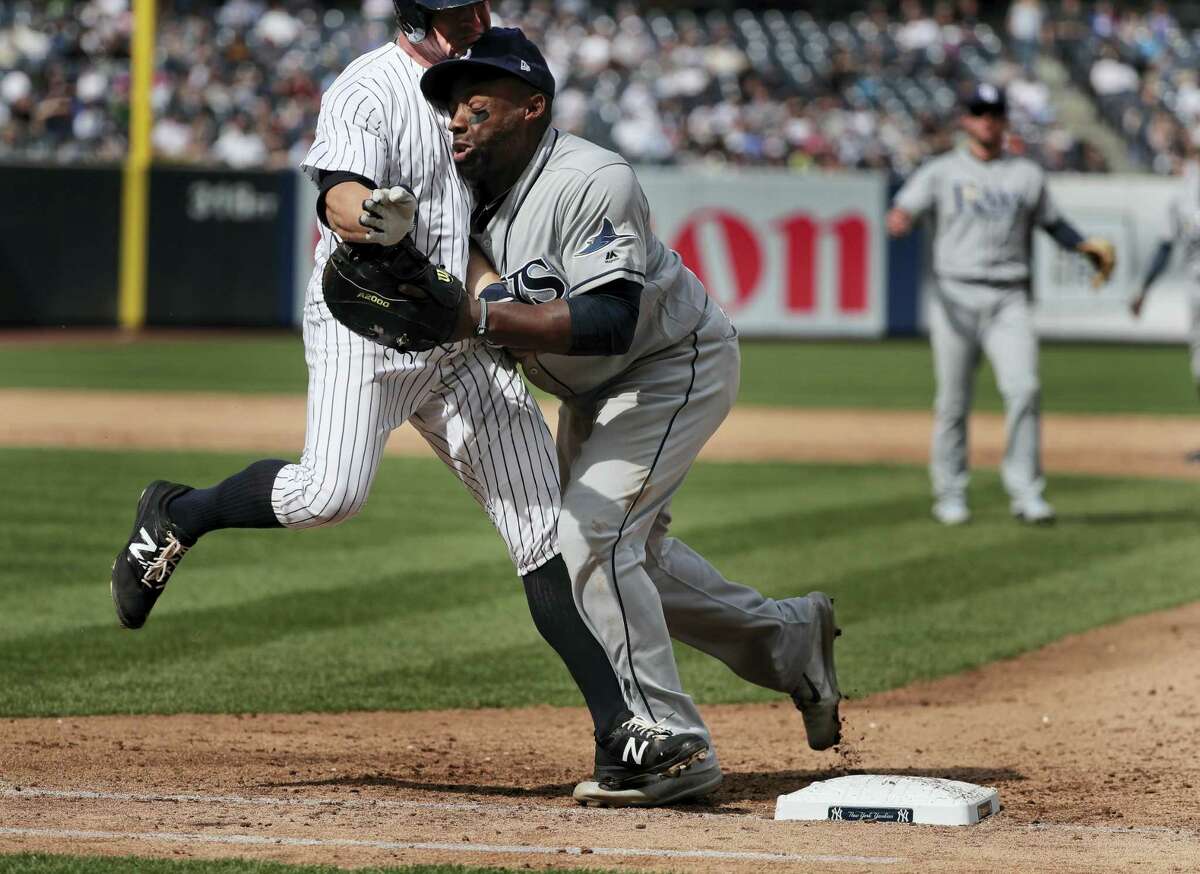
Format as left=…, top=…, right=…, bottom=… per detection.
left=520, top=59, right=531, bottom=71
left=978, top=83, right=999, bottom=103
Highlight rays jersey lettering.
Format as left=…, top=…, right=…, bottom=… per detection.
left=894, top=148, right=1060, bottom=284
left=471, top=129, right=709, bottom=396
left=504, top=258, right=568, bottom=303
left=952, top=183, right=1024, bottom=217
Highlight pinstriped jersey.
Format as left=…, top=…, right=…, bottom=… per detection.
left=301, top=42, right=473, bottom=298
left=894, top=148, right=1061, bottom=285
left=292, top=41, right=561, bottom=576
left=472, top=129, right=710, bottom=397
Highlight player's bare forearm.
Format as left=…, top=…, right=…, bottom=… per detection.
left=325, top=181, right=374, bottom=243
left=886, top=207, right=913, bottom=237
left=454, top=297, right=573, bottom=354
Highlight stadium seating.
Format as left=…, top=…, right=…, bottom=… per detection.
left=0, top=0, right=1187, bottom=174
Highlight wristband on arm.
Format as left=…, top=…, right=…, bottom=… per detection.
left=315, top=170, right=379, bottom=228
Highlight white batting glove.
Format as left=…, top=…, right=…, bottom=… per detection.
left=359, top=186, right=417, bottom=246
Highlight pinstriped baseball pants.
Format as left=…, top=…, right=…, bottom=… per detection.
left=271, top=297, right=561, bottom=576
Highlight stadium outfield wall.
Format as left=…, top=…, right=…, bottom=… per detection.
left=1, top=165, right=1189, bottom=342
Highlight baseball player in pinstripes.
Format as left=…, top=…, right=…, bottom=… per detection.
left=109, top=0, right=711, bottom=801
left=1131, top=158, right=1200, bottom=461
left=417, top=28, right=842, bottom=807
left=886, top=84, right=1116, bottom=526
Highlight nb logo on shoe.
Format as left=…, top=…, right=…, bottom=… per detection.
left=128, top=527, right=157, bottom=562
left=622, top=738, right=648, bottom=765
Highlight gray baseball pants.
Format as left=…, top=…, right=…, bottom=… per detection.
left=929, top=281, right=1045, bottom=506
left=554, top=305, right=822, bottom=749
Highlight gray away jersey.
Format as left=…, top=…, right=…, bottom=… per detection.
left=1166, top=176, right=1200, bottom=282
left=301, top=42, right=473, bottom=294
left=473, top=128, right=710, bottom=397
left=894, top=148, right=1061, bottom=285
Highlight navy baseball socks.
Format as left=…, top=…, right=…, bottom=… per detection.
left=522, top=556, right=712, bottom=805
left=166, top=458, right=288, bottom=539
left=110, top=459, right=286, bottom=629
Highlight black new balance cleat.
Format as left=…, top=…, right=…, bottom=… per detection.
left=110, top=481, right=195, bottom=630
left=791, top=591, right=843, bottom=751
left=573, top=715, right=714, bottom=807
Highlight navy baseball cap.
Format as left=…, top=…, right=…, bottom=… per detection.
left=965, top=82, right=1007, bottom=115
left=421, top=27, right=556, bottom=104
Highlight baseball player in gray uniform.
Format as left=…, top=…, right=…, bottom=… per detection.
left=109, top=0, right=710, bottom=802
left=1131, top=161, right=1200, bottom=461
left=418, top=28, right=842, bottom=807
left=887, top=84, right=1115, bottom=526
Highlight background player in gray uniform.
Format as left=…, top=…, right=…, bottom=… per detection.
left=109, top=0, right=708, bottom=801
left=886, top=84, right=1115, bottom=526
left=418, top=28, right=842, bottom=808
left=1131, top=158, right=1200, bottom=461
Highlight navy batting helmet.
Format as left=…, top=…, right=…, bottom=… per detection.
left=393, top=0, right=482, bottom=43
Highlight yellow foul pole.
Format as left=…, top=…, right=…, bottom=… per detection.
left=118, top=0, right=156, bottom=329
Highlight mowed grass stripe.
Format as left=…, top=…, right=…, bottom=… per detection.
left=1, top=336, right=1197, bottom=414
left=672, top=475, right=1200, bottom=703
left=3, top=447, right=1199, bottom=717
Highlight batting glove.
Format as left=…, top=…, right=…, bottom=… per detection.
left=359, top=186, right=417, bottom=246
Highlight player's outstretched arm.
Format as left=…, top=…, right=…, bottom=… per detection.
left=1131, top=240, right=1174, bottom=317
left=1041, top=216, right=1116, bottom=288
left=459, top=243, right=639, bottom=355
left=886, top=207, right=915, bottom=237
left=452, top=278, right=641, bottom=357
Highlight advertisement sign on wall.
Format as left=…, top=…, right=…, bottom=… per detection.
left=147, top=168, right=296, bottom=326
left=1033, top=174, right=1190, bottom=342
left=638, top=170, right=888, bottom=337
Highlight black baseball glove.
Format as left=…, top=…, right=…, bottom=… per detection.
left=322, top=236, right=466, bottom=353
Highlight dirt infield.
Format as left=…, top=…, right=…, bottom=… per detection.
left=2, top=603, right=1198, bottom=872
left=2, top=388, right=1199, bottom=871
left=3, top=387, right=1200, bottom=480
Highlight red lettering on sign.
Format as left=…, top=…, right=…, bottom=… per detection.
left=831, top=214, right=868, bottom=313
left=672, top=210, right=762, bottom=309
left=674, top=208, right=871, bottom=316
left=776, top=214, right=818, bottom=313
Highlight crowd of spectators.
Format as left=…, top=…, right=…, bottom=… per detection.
left=1050, top=0, right=1200, bottom=173
left=0, top=0, right=1186, bottom=175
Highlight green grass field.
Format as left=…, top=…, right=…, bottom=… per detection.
left=1, top=335, right=1197, bottom=414
left=4, top=337, right=1199, bottom=874
left=3, top=445, right=1199, bottom=717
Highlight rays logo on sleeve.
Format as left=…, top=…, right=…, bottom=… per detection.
left=575, top=217, right=637, bottom=257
